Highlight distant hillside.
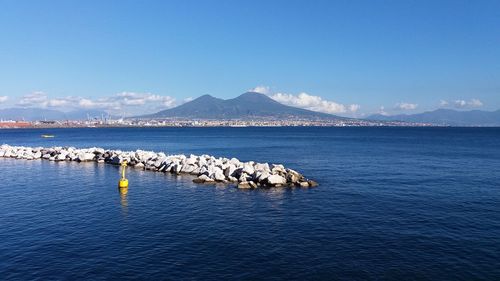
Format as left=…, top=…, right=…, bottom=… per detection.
left=138, top=92, right=342, bottom=120
left=0, top=108, right=109, bottom=121
left=368, top=109, right=500, bottom=126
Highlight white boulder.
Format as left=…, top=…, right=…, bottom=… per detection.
left=267, top=174, right=286, bottom=185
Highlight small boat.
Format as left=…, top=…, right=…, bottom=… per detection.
left=41, top=135, right=55, bottom=138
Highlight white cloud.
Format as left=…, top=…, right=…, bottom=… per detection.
left=251, top=85, right=359, bottom=115
left=75, top=92, right=177, bottom=112
left=270, top=92, right=360, bottom=114
left=15, top=91, right=178, bottom=115
left=377, top=106, right=389, bottom=116
left=182, top=97, right=194, bottom=103
left=394, top=102, right=418, bottom=110
left=17, top=92, right=80, bottom=108
left=455, top=100, right=467, bottom=107
left=17, top=91, right=48, bottom=106
left=78, top=98, right=95, bottom=108
left=454, top=99, right=483, bottom=108
left=469, top=99, right=483, bottom=107
left=77, top=98, right=119, bottom=110
left=348, top=104, right=360, bottom=112
left=249, top=85, right=271, bottom=95
left=0, top=96, right=8, bottom=103
left=439, top=98, right=483, bottom=109
left=115, top=92, right=175, bottom=107
left=46, top=99, right=70, bottom=107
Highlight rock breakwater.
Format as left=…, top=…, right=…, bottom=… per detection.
left=0, top=144, right=318, bottom=188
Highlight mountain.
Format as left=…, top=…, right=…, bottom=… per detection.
left=139, top=92, right=342, bottom=120
left=0, top=108, right=109, bottom=121
left=0, top=108, right=65, bottom=121
left=367, top=109, right=500, bottom=126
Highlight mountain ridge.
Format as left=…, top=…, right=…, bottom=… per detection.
left=367, top=108, right=500, bottom=126
left=138, top=92, right=344, bottom=120
left=0, top=108, right=109, bottom=121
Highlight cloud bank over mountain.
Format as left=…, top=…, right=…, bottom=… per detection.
left=249, top=86, right=360, bottom=115
left=394, top=102, right=418, bottom=111
left=9, top=91, right=178, bottom=115
left=439, top=99, right=483, bottom=109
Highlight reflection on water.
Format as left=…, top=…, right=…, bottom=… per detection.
left=263, top=187, right=286, bottom=199
left=119, top=187, right=128, bottom=215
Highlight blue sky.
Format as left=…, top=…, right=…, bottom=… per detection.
left=0, top=0, right=499, bottom=116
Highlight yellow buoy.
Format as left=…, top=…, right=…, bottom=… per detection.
left=118, top=161, right=129, bottom=188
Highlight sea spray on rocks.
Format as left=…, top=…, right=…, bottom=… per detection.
left=0, top=144, right=318, bottom=188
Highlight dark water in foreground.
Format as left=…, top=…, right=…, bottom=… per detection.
left=0, top=127, right=499, bottom=280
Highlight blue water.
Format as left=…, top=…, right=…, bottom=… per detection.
left=0, top=127, right=499, bottom=280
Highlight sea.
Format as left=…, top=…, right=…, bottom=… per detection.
left=0, top=127, right=499, bottom=280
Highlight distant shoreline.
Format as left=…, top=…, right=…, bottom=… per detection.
left=3, top=123, right=498, bottom=129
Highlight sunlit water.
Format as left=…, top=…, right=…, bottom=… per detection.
left=1, top=127, right=499, bottom=280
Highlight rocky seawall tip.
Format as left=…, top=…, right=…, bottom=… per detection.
left=0, top=144, right=318, bottom=189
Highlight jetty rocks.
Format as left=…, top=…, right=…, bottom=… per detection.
left=0, top=144, right=318, bottom=188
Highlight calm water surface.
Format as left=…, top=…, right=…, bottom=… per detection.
left=0, top=127, right=499, bottom=280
